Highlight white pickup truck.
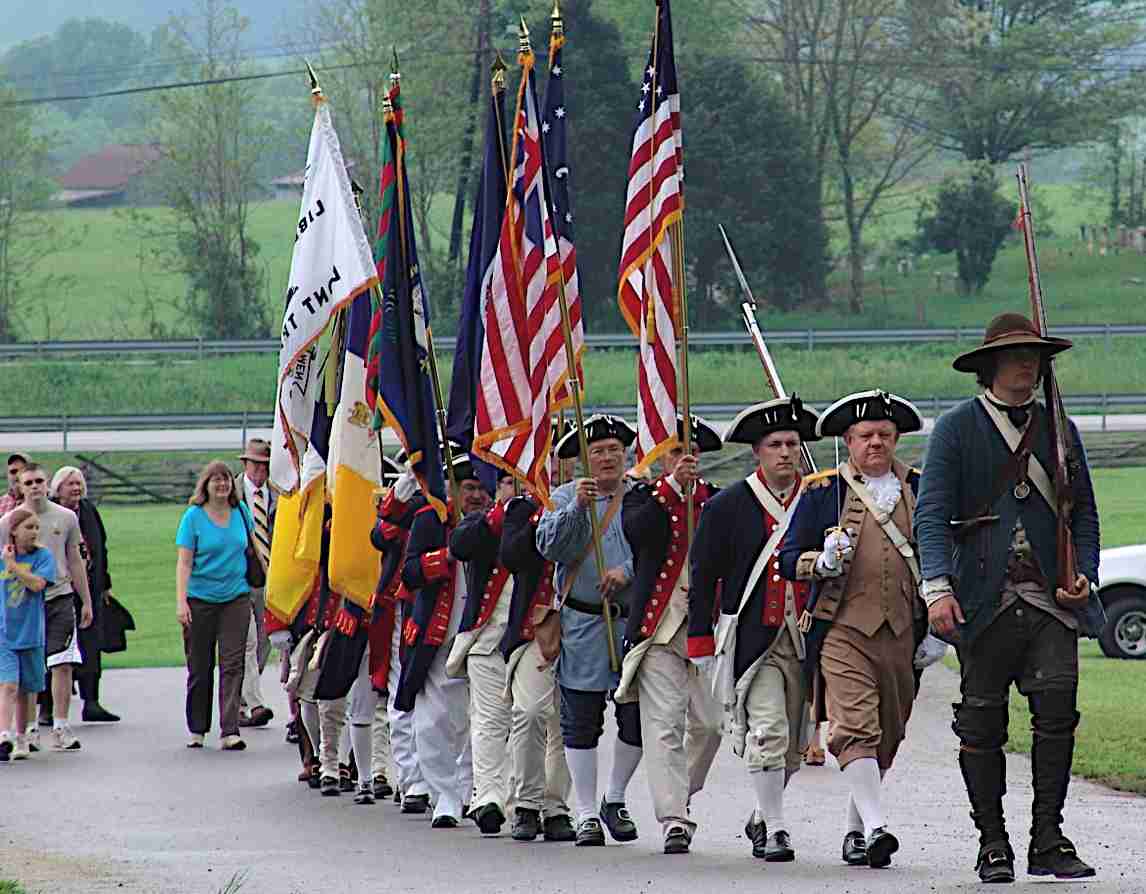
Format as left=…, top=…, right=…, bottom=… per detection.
left=1096, top=545, right=1146, bottom=660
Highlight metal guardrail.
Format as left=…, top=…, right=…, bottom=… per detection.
left=2, top=323, right=1145, bottom=358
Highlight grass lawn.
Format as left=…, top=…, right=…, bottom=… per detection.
left=0, top=882, right=27, bottom=894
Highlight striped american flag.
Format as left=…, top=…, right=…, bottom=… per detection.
left=617, top=0, right=683, bottom=473
left=471, top=50, right=562, bottom=507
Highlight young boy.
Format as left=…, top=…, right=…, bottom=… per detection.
left=0, top=507, right=56, bottom=760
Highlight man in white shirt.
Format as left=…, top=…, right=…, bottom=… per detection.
left=235, top=439, right=276, bottom=728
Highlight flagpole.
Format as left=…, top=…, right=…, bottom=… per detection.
left=386, top=66, right=460, bottom=523
left=672, top=220, right=693, bottom=544
left=491, top=51, right=511, bottom=188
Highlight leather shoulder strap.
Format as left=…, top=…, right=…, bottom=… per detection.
left=839, top=464, right=921, bottom=586
left=735, top=482, right=801, bottom=619
left=557, top=488, right=624, bottom=602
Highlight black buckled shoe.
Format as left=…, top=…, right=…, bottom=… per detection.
left=473, top=803, right=506, bottom=835
left=766, top=830, right=795, bottom=862
left=307, top=766, right=322, bottom=789
left=745, top=814, right=768, bottom=859
left=543, top=814, right=576, bottom=842
left=1027, top=838, right=1095, bottom=879
left=320, top=775, right=341, bottom=796
left=842, top=831, right=867, bottom=866
left=431, top=814, right=459, bottom=829
left=338, top=762, right=355, bottom=792
left=81, top=703, right=120, bottom=723
left=866, top=827, right=899, bottom=868
left=372, top=774, right=394, bottom=800
left=401, top=792, right=430, bottom=814
left=575, top=817, right=606, bottom=847
left=599, top=797, right=638, bottom=842
left=977, top=843, right=1016, bottom=883
left=664, top=824, right=691, bottom=855
left=512, top=807, right=542, bottom=841
left=353, top=785, right=375, bottom=805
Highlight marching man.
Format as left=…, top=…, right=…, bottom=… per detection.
left=620, top=415, right=724, bottom=854
left=688, top=397, right=820, bottom=861
left=781, top=390, right=927, bottom=870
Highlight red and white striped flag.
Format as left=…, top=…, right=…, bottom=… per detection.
left=471, top=49, right=563, bottom=507
left=617, top=0, right=684, bottom=473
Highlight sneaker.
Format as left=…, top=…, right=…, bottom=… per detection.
left=664, top=824, right=691, bottom=855
left=512, top=807, right=542, bottom=841
left=542, top=813, right=576, bottom=842
left=599, top=797, right=638, bottom=842
left=51, top=726, right=81, bottom=751
left=220, top=735, right=247, bottom=751
left=26, top=727, right=40, bottom=753
left=353, top=784, right=375, bottom=805
left=187, top=734, right=206, bottom=749
left=320, top=775, right=341, bottom=796
left=372, top=774, right=394, bottom=800
left=11, top=735, right=30, bottom=760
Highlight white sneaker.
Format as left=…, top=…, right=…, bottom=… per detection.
left=25, top=726, right=40, bottom=752
left=187, top=733, right=205, bottom=749
left=12, top=734, right=31, bottom=760
left=51, top=725, right=81, bottom=751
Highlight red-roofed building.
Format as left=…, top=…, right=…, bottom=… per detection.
left=55, top=143, right=164, bottom=207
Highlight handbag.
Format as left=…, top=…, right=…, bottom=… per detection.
left=532, top=490, right=625, bottom=665
left=238, top=505, right=267, bottom=589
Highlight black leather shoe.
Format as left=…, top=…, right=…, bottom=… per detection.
left=575, top=818, right=606, bottom=847
left=977, top=843, right=1016, bottom=883
left=745, top=814, right=768, bottom=859
left=599, top=797, right=638, bottom=842
left=81, top=703, right=120, bottom=723
left=512, top=808, right=542, bottom=841
left=664, top=824, right=690, bottom=854
left=320, top=776, right=340, bottom=796
left=1027, top=839, right=1095, bottom=879
left=401, top=793, right=430, bottom=814
left=338, top=763, right=355, bottom=792
left=372, top=774, right=394, bottom=800
left=285, top=721, right=300, bottom=745
left=307, top=767, right=322, bottom=789
left=431, top=815, right=459, bottom=829
left=473, top=803, right=506, bottom=835
left=866, top=827, right=899, bottom=868
left=766, top=830, right=795, bottom=862
left=353, top=785, right=375, bottom=805
left=543, top=814, right=576, bottom=842
left=842, top=831, right=867, bottom=865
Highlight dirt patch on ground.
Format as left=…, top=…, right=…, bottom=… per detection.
left=3, top=845, right=145, bottom=894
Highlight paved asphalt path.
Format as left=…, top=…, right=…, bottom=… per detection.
left=3, top=662, right=1144, bottom=894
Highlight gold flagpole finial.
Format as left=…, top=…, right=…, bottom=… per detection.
left=491, top=49, right=508, bottom=93
left=304, top=59, right=323, bottom=100
left=389, top=47, right=401, bottom=90
left=551, top=0, right=564, bottom=36
left=518, top=16, right=532, bottom=53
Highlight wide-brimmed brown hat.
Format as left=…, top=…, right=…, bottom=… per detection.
left=953, top=313, right=1072, bottom=373
left=238, top=438, right=271, bottom=464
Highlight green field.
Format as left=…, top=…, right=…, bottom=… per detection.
left=17, top=182, right=1146, bottom=341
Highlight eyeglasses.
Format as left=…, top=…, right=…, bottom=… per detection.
left=23, top=477, right=46, bottom=485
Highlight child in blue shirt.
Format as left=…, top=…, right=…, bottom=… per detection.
left=0, top=506, right=56, bottom=760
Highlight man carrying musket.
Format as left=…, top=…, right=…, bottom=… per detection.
left=780, top=390, right=927, bottom=870
left=689, top=397, right=819, bottom=862
left=915, top=313, right=1101, bottom=883
left=620, top=414, right=724, bottom=855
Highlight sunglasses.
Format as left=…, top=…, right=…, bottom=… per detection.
left=23, top=477, right=46, bottom=485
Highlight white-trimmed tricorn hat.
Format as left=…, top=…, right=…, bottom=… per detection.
left=723, top=395, right=820, bottom=445
left=816, top=390, right=923, bottom=438
left=554, top=414, right=637, bottom=460
left=676, top=414, right=723, bottom=453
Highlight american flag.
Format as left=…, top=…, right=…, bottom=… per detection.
left=617, top=0, right=683, bottom=473
left=471, top=49, right=562, bottom=506
left=540, top=20, right=584, bottom=409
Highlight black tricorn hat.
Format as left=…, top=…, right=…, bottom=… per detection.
left=953, top=312, right=1072, bottom=374
left=816, top=390, right=923, bottom=438
left=444, top=449, right=483, bottom=486
left=554, top=414, right=637, bottom=460
left=676, top=414, right=723, bottom=453
left=723, top=395, right=820, bottom=446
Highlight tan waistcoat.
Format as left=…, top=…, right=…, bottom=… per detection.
left=834, top=493, right=916, bottom=638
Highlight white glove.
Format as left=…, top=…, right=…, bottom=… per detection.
left=269, top=630, right=292, bottom=652
left=690, top=655, right=715, bottom=675
left=814, top=529, right=853, bottom=577
left=394, top=467, right=418, bottom=502
left=914, top=634, right=948, bottom=669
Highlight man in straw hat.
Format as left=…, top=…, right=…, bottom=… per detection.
left=235, top=438, right=276, bottom=729
left=619, top=414, right=724, bottom=855
left=915, top=312, right=1101, bottom=883
left=688, top=397, right=819, bottom=862
left=780, top=390, right=928, bottom=870
left=536, top=414, right=644, bottom=847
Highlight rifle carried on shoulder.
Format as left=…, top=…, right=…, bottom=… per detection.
left=1015, top=164, right=1077, bottom=592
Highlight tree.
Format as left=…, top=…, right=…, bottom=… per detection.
left=907, top=0, right=1146, bottom=163
left=0, top=84, right=74, bottom=342
left=136, top=0, right=271, bottom=339
left=917, top=162, right=1015, bottom=294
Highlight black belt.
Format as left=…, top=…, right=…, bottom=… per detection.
left=564, top=595, right=628, bottom=619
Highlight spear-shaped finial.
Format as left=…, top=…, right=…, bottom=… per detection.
left=304, top=59, right=323, bottom=100
left=491, top=49, right=508, bottom=93
left=518, top=16, right=532, bottom=54
left=390, top=46, right=401, bottom=81
left=551, top=0, right=564, bottom=38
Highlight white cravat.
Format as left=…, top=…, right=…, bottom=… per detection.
left=865, top=471, right=902, bottom=515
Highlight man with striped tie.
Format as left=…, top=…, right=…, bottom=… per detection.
left=236, top=438, right=276, bottom=728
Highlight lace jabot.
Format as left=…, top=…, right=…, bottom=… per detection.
left=864, top=471, right=902, bottom=514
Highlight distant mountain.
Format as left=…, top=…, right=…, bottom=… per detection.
left=3, top=0, right=305, bottom=51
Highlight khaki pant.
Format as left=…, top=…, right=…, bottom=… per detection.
left=469, top=650, right=512, bottom=813
left=318, top=696, right=347, bottom=779
left=636, top=624, right=723, bottom=834
left=821, top=621, right=915, bottom=770
left=743, top=627, right=807, bottom=774
left=509, top=640, right=571, bottom=816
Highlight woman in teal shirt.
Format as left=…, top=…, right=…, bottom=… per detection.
left=176, top=460, right=256, bottom=751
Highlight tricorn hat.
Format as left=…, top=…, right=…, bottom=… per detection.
left=953, top=312, right=1072, bottom=374
left=554, top=414, right=637, bottom=460
left=676, top=414, right=723, bottom=453
left=816, top=390, right=922, bottom=438
left=238, top=438, right=271, bottom=463
left=723, top=395, right=820, bottom=446
left=444, top=448, right=483, bottom=486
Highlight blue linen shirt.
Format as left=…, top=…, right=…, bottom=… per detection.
left=175, top=504, right=254, bottom=604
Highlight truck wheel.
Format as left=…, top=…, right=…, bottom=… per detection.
left=1099, top=596, right=1146, bottom=660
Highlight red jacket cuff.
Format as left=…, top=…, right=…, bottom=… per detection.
left=420, top=548, right=450, bottom=582
left=687, top=635, right=716, bottom=658
left=485, top=501, right=507, bottom=538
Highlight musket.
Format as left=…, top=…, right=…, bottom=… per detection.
left=719, top=224, right=817, bottom=476
left=1016, top=164, right=1077, bottom=592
